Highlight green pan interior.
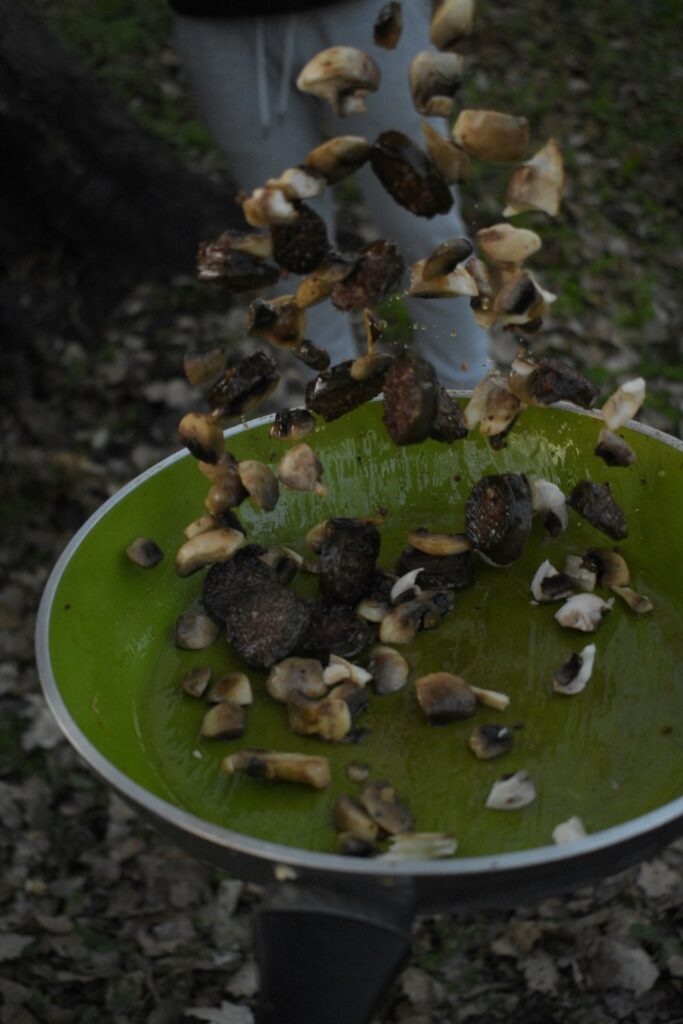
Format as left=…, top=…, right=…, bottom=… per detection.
left=48, top=402, right=683, bottom=857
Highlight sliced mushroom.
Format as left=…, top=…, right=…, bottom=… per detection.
left=175, top=610, right=221, bottom=650
left=319, top=518, right=380, bottom=606
left=297, top=601, right=372, bottom=660
left=370, top=130, right=453, bottom=218
left=238, top=460, right=279, bottom=512
left=594, top=428, right=636, bottom=468
left=181, top=666, right=212, bottom=698
left=207, top=672, right=253, bottom=706
left=126, top=537, right=164, bottom=569
left=476, top=224, right=541, bottom=266
left=178, top=412, right=225, bottom=464
left=176, top=528, right=244, bottom=577
left=381, top=832, right=457, bottom=860
left=503, top=138, right=565, bottom=218
left=305, top=357, right=388, bottom=420
left=331, top=239, right=404, bottom=310
left=469, top=686, right=510, bottom=711
left=266, top=166, right=327, bottom=201
left=421, top=122, right=471, bottom=184
left=611, top=585, right=653, bottom=615
left=183, top=346, right=227, bottom=388
left=564, top=554, right=597, bottom=593
left=196, top=234, right=280, bottom=292
left=205, top=479, right=249, bottom=517
left=325, top=654, right=373, bottom=687
left=465, top=473, right=533, bottom=566
left=368, top=645, right=409, bottom=695
left=270, top=202, right=329, bottom=275
left=286, top=692, right=352, bottom=742
left=508, top=356, right=598, bottom=409
left=359, top=780, right=415, bottom=835
left=296, top=47, right=381, bottom=117
left=408, top=256, right=478, bottom=299
left=568, top=481, right=628, bottom=541
left=278, top=443, right=326, bottom=496
left=494, top=272, right=553, bottom=327
left=383, top=350, right=439, bottom=445
left=266, top=657, right=326, bottom=703
left=585, top=548, right=630, bottom=589
left=552, top=815, right=588, bottom=845
left=346, top=761, right=370, bottom=783
left=246, top=295, right=306, bottom=350
left=409, top=50, right=465, bottom=118
left=554, top=594, right=613, bottom=632
left=379, top=596, right=430, bottom=644
left=222, top=749, right=331, bottom=789
left=530, top=560, right=574, bottom=603
left=485, top=771, right=536, bottom=810
left=269, top=408, right=316, bottom=443
left=464, top=373, right=521, bottom=437
left=183, top=515, right=216, bottom=541
left=292, top=340, right=331, bottom=373
left=452, top=110, right=529, bottom=162
left=200, top=701, right=246, bottom=740
left=528, top=477, right=569, bottom=535
left=327, top=681, right=369, bottom=717
left=552, top=643, right=596, bottom=695
left=305, top=135, right=371, bottom=183
left=415, top=672, right=477, bottom=724
left=295, top=252, right=357, bottom=308
left=225, top=584, right=310, bottom=669
left=390, top=567, right=424, bottom=604
left=430, top=0, right=475, bottom=49
left=469, top=723, right=514, bottom=760
left=334, top=794, right=379, bottom=841
left=374, top=1, right=402, bottom=48
left=242, top=186, right=299, bottom=228
left=601, top=377, right=646, bottom=431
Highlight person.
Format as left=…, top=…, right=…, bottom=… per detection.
left=169, top=0, right=492, bottom=388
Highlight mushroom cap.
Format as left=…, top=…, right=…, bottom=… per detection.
left=305, top=135, right=371, bottom=183
left=430, top=0, right=475, bottom=49
left=296, top=47, right=380, bottom=116
left=409, top=50, right=465, bottom=118
left=452, top=109, right=529, bottom=162
left=476, top=223, right=542, bottom=265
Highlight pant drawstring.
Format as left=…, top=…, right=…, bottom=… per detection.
left=255, top=17, right=270, bottom=135
left=278, top=13, right=298, bottom=121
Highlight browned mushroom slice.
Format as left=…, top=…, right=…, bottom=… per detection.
left=585, top=548, right=630, bottom=589
left=368, top=645, right=409, bottom=695
left=374, top=1, right=402, bottom=48
left=370, top=131, right=453, bottom=218
left=207, top=350, right=280, bottom=421
left=319, top=518, right=380, bottom=605
left=430, top=0, right=475, bottom=49
left=504, top=138, right=565, bottom=218
left=289, top=340, right=329, bottom=373
left=175, top=610, right=221, bottom=650
left=183, top=346, right=227, bottom=388
left=383, top=350, right=438, bottom=445
left=430, top=388, right=469, bottom=443
left=246, top=296, right=306, bottom=350
left=204, top=456, right=249, bottom=515
left=270, top=408, right=316, bottom=442
left=287, top=691, right=352, bottom=742
left=305, top=359, right=388, bottom=421
left=196, top=235, right=280, bottom=292
left=222, top=749, right=331, bottom=789
left=270, top=202, right=329, bottom=275
left=396, top=537, right=474, bottom=590
left=278, top=443, right=326, bottom=495
left=452, top=110, right=529, bottom=163
left=469, top=724, right=514, bottom=760
left=408, top=259, right=477, bottom=300
left=178, top=412, right=224, bottom=464
left=208, top=672, right=253, bottom=705
left=594, top=428, right=636, bottom=468
left=243, top=186, right=299, bottom=227
left=601, top=377, right=646, bottom=430
left=210, top=230, right=274, bottom=262
left=409, top=50, right=465, bottom=118
left=126, top=537, right=164, bottom=568
left=202, top=545, right=274, bottom=621
left=378, top=597, right=428, bottom=644
left=225, top=584, right=310, bottom=668
left=265, top=166, right=327, bottom=201
left=238, top=460, right=279, bottom=512
left=415, top=672, right=476, bottom=724
left=295, top=252, right=358, bottom=309
left=334, top=794, right=380, bottom=840
left=421, top=122, right=471, bottom=185
left=176, top=528, right=245, bottom=578
left=327, top=681, right=369, bottom=718
left=508, top=357, right=598, bottom=409
left=297, top=601, right=372, bottom=660
left=201, top=701, right=246, bottom=740
left=465, top=473, right=533, bottom=566
left=181, top=665, right=212, bottom=698
left=346, top=761, right=370, bottom=783
left=296, top=47, right=381, bottom=117
left=568, top=481, right=628, bottom=541
left=423, top=238, right=473, bottom=279
left=464, top=373, right=521, bottom=437
left=305, top=135, right=371, bottom=183
left=476, top=224, right=541, bottom=266
left=331, top=240, right=404, bottom=311
left=360, top=780, right=415, bottom=835
left=266, top=657, right=326, bottom=703
left=611, top=586, right=653, bottom=615
left=356, top=569, right=396, bottom=622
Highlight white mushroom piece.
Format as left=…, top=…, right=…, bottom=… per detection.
left=485, top=770, right=536, bottom=810
left=452, top=110, right=530, bottom=162
left=305, top=135, right=371, bottom=183
left=469, top=723, right=514, bottom=760
left=126, top=537, right=164, bottom=569
left=368, top=645, right=410, bottom=695
left=242, top=186, right=299, bottom=228
left=469, top=686, right=510, bottom=711
left=246, top=295, right=307, bottom=350
left=286, top=692, right=352, bottom=743
left=200, top=702, right=246, bottom=740
left=594, top=428, right=636, bottom=468
left=552, top=816, right=588, bottom=845
left=421, top=122, right=471, bottom=184
left=181, top=666, right=212, bottom=698
left=334, top=794, right=379, bottom=843
left=178, top=412, right=225, bottom=464
left=175, top=528, right=244, bottom=577
left=463, top=372, right=521, bottom=438
left=409, top=50, right=465, bottom=118
left=601, top=377, right=646, bottom=431
left=265, top=166, right=327, bottom=201
left=296, top=47, right=380, bottom=117
left=555, top=593, right=614, bottom=632
left=266, top=657, right=327, bottom=703
left=552, top=643, right=596, bottom=695
left=175, top=610, right=221, bottom=650
left=237, top=460, right=279, bottom=512
left=207, top=672, right=253, bottom=706
left=323, top=654, right=372, bottom=688
left=475, top=223, right=542, bottom=267
left=408, top=238, right=478, bottom=299
left=564, top=554, right=597, bottom=593
left=528, top=477, right=569, bottom=535
left=430, top=0, right=475, bottom=49
left=222, top=750, right=331, bottom=789
left=278, top=443, right=326, bottom=496
left=504, top=138, right=565, bottom=218
left=492, top=270, right=556, bottom=328
left=381, top=833, right=457, bottom=861
left=530, top=560, right=573, bottom=603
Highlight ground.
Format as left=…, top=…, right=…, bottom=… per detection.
left=2, top=0, right=682, bottom=1021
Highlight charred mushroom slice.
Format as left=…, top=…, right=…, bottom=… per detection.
left=305, top=358, right=388, bottom=421
left=374, top=1, right=402, bottom=48
left=287, top=691, right=352, bottom=742
left=568, top=481, right=628, bottom=541
left=508, top=357, right=598, bottom=409
left=295, top=252, right=357, bottom=308
left=292, top=339, right=331, bottom=372
left=379, top=596, right=430, bottom=644
left=226, top=584, right=310, bottom=669
left=319, top=518, right=380, bottom=605
left=270, top=408, right=316, bottom=443
left=207, top=350, right=280, bottom=421
left=397, top=538, right=473, bottom=591
left=207, top=672, right=253, bottom=706
left=126, top=537, right=164, bottom=569
left=176, top=528, right=245, bottom=578
left=390, top=567, right=424, bottom=604
left=222, top=749, right=331, bottom=789
left=464, top=373, right=521, bottom=438
left=555, top=594, right=613, bottom=632
left=476, top=224, right=541, bottom=266
left=594, top=429, right=636, bottom=468
left=360, top=780, right=415, bottom=835
left=370, top=130, right=453, bottom=218
left=334, top=794, right=380, bottom=841
left=201, top=545, right=273, bottom=621
left=196, top=235, right=280, bottom=292
left=178, top=412, right=224, bottom=464
left=453, top=110, right=529, bottom=163
left=409, top=50, right=465, bottom=118
left=266, top=657, right=326, bottom=703
left=552, top=816, right=588, bottom=845
left=601, top=377, right=646, bottom=431
left=430, top=0, right=475, bottom=49
left=469, top=723, right=514, bottom=760
left=415, top=672, right=477, bottom=724
left=298, top=601, right=372, bottom=660
left=200, top=701, right=246, bottom=740
left=296, top=47, right=380, bottom=117
left=238, top=460, right=279, bottom=512
left=181, top=667, right=212, bottom=699
left=381, top=833, right=457, bottom=860
left=270, top=202, right=329, bottom=275
left=504, top=138, right=565, bottom=218
left=368, top=645, right=409, bottom=695
left=325, top=654, right=373, bottom=687
left=383, top=350, right=438, bottom=445
left=421, top=122, right=471, bottom=184
left=530, top=560, right=574, bottom=603
left=465, top=473, right=533, bottom=566
left=331, top=240, right=404, bottom=311
left=327, top=681, right=369, bottom=718
left=246, top=296, right=306, bottom=350
left=430, top=387, right=469, bottom=443
left=553, top=644, right=596, bottom=695
left=278, top=443, right=326, bottom=495
left=485, top=771, right=536, bottom=810
left=305, top=135, right=371, bottom=183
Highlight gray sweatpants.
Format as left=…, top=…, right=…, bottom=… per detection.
left=175, top=0, right=492, bottom=387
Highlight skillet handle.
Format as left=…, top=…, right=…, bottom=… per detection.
left=253, top=881, right=415, bottom=1024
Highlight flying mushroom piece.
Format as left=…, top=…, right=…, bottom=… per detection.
left=265, top=166, right=327, bottom=201
left=183, top=345, right=226, bottom=389
left=463, top=372, right=521, bottom=438
left=409, top=50, right=465, bottom=118
left=408, top=257, right=477, bottom=299
left=504, top=138, right=565, bottom=218
left=476, top=223, right=542, bottom=266
left=350, top=309, right=391, bottom=381
left=196, top=235, right=280, bottom=293
left=278, top=443, right=326, bottom=496
left=421, top=122, right=471, bottom=184
left=568, top=481, right=628, bottom=541
left=370, top=130, right=453, bottom=218
left=295, top=252, right=358, bottom=309
left=270, top=202, right=329, bottom=275
left=207, top=350, right=280, bottom=421
left=374, top=1, right=402, bottom=48
left=508, top=356, right=598, bottom=410
left=601, top=377, right=646, bottom=431
left=269, top=408, right=316, bottom=442
left=203, top=454, right=248, bottom=515
left=242, top=186, right=299, bottom=227
left=331, top=239, right=404, bottom=311
left=238, top=460, right=279, bottom=512
left=175, top=528, right=245, bottom=578
left=452, top=110, right=530, bottom=163
left=291, top=339, right=331, bottom=372
left=305, top=135, right=371, bottom=183
left=465, top=473, right=533, bottom=566
left=246, top=295, right=307, bottom=350
left=305, top=358, right=388, bottom=421
left=430, top=0, right=475, bottom=49
left=296, top=47, right=381, bottom=117
left=594, top=429, right=636, bottom=468
left=178, top=412, right=224, bottom=464
left=492, top=272, right=556, bottom=330
left=527, top=477, right=569, bottom=535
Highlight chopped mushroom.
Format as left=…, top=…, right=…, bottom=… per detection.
left=530, top=560, right=574, bottom=603
left=181, top=666, right=212, bottom=698
left=485, top=770, right=536, bottom=810
left=266, top=657, right=326, bottom=703
left=452, top=110, right=529, bottom=162
left=469, top=723, right=514, bottom=760
left=555, top=594, right=613, bottom=632
left=368, top=645, right=410, bottom=695
left=611, top=585, right=653, bottom=615
left=325, top=654, right=373, bottom=687
left=196, top=235, right=280, bottom=292
left=374, top=1, right=402, bottom=48
left=305, top=135, right=371, bottom=183
left=278, top=443, right=326, bottom=495
left=222, top=749, right=331, bottom=789
left=265, top=166, right=326, bottom=201
left=552, top=644, right=596, bottom=695
left=238, top=460, right=279, bottom=512
left=415, top=672, right=477, bottom=724
left=552, top=815, right=588, bottom=845
left=295, top=252, right=357, bottom=308
left=176, top=528, right=244, bottom=577
left=469, top=685, right=510, bottom=711
left=359, top=780, right=415, bottom=834
left=207, top=672, right=253, bottom=705
left=175, top=610, right=221, bottom=650
left=508, top=356, right=597, bottom=409
left=331, top=239, right=404, bottom=310
left=370, top=131, right=453, bottom=218
left=476, top=224, right=542, bottom=266
left=292, top=339, right=331, bottom=372
left=601, top=377, right=646, bottom=431
left=390, top=567, right=424, bottom=604
left=585, top=548, right=630, bottom=589
left=408, top=255, right=478, bottom=299
left=594, top=429, right=636, bottom=468
left=381, top=833, right=457, bottom=860
left=379, top=596, right=431, bottom=644
left=242, top=186, right=299, bottom=227
left=286, top=692, right=352, bottom=742
left=464, top=373, right=521, bottom=437
left=201, top=701, right=246, bottom=740
left=503, top=138, right=565, bottom=218
left=528, top=478, right=569, bottom=535
left=409, top=50, right=465, bottom=118
left=334, top=794, right=379, bottom=841
left=207, top=351, right=281, bottom=422
left=346, top=761, right=370, bottom=783
left=465, top=473, right=533, bottom=566
left=296, top=47, right=381, bottom=117
left=178, top=412, right=225, bottom=464
left=421, top=122, right=471, bottom=184
left=126, top=537, right=164, bottom=569
left=430, top=0, right=475, bottom=49
left=246, top=295, right=306, bottom=350
left=306, top=356, right=388, bottom=420
left=564, top=555, right=597, bottom=593
left=568, top=481, right=628, bottom=541
left=269, top=408, right=316, bottom=442
left=183, top=346, right=226, bottom=388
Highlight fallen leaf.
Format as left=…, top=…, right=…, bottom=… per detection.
left=0, top=934, right=34, bottom=962
left=592, top=937, right=659, bottom=996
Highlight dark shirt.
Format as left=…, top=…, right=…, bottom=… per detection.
left=170, top=0, right=344, bottom=15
